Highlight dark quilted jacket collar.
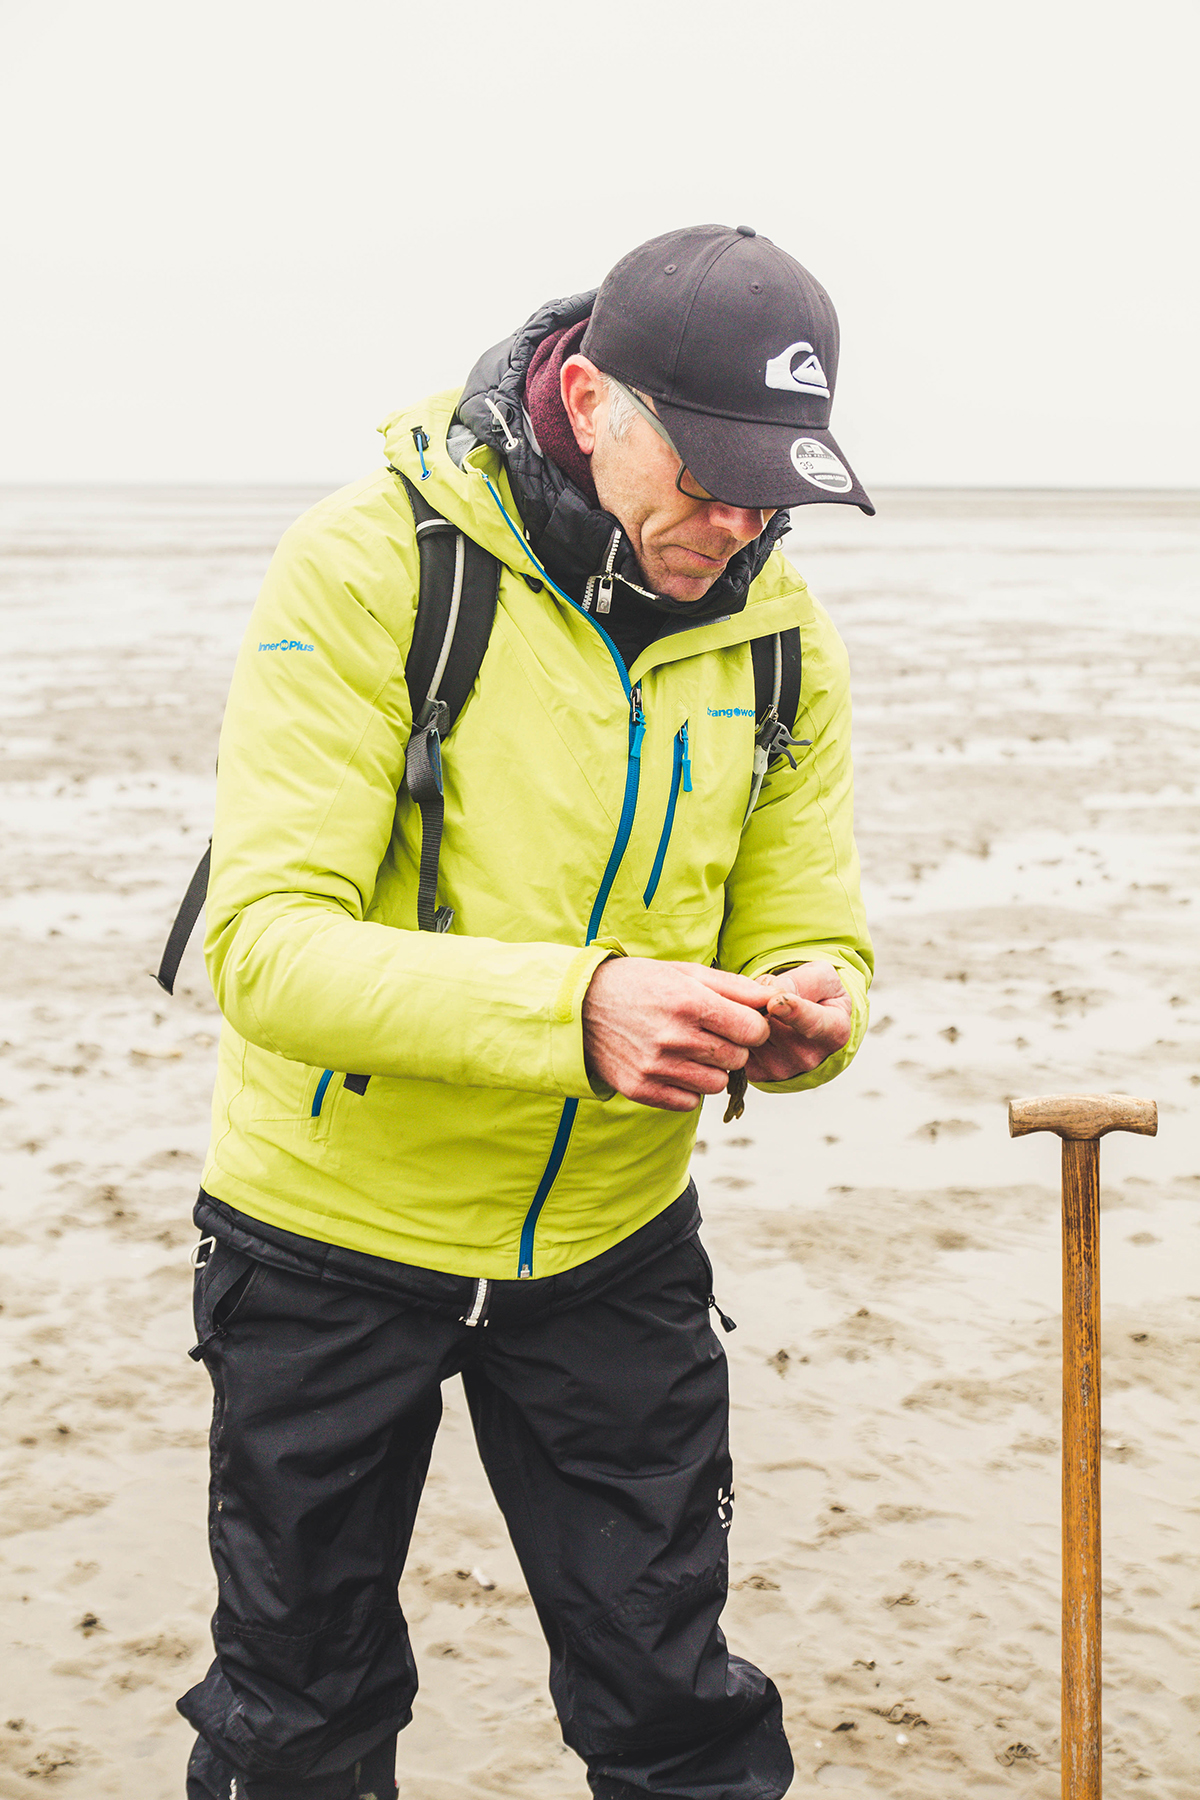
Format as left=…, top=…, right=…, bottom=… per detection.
left=455, top=294, right=790, bottom=619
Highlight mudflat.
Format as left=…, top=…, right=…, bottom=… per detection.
left=1, top=486, right=1197, bottom=1797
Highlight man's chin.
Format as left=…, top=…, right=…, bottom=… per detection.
left=645, top=560, right=724, bottom=604
left=660, top=578, right=719, bottom=603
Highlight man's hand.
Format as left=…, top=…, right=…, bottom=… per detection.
left=742, top=961, right=853, bottom=1083
left=582, top=959, right=773, bottom=1112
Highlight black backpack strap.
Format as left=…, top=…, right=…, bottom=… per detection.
left=749, top=626, right=802, bottom=737
left=395, top=469, right=500, bottom=934
left=775, top=625, right=803, bottom=741
left=155, top=840, right=211, bottom=994
left=341, top=469, right=500, bottom=1093
left=399, top=470, right=499, bottom=737
left=745, top=626, right=807, bottom=823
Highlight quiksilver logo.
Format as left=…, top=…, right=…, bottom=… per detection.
left=764, top=341, right=830, bottom=398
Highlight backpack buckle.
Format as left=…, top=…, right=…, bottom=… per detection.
left=755, top=709, right=807, bottom=771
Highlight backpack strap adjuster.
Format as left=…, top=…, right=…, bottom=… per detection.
left=743, top=629, right=808, bottom=824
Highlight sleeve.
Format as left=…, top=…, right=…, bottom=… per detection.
left=716, top=590, right=874, bottom=1093
left=203, top=495, right=610, bottom=1098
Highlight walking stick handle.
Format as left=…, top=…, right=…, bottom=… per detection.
left=1009, top=1094, right=1157, bottom=1141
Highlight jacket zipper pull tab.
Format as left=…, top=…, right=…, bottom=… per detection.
left=411, top=427, right=431, bottom=481
left=708, top=1293, right=738, bottom=1333
left=629, top=684, right=645, bottom=758
left=593, top=528, right=622, bottom=614
left=680, top=722, right=692, bottom=793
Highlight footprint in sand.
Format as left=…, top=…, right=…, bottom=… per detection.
left=912, top=1118, right=981, bottom=1141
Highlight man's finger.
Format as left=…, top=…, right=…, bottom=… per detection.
left=676, top=1031, right=752, bottom=1073
left=630, top=1079, right=707, bottom=1112
left=676, top=963, right=777, bottom=1012
left=691, top=989, right=772, bottom=1048
left=657, top=1057, right=734, bottom=1095
left=764, top=991, right=833, bottom=1034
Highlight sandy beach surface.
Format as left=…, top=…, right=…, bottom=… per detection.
left=1, top=484, right=1198, bottom=1798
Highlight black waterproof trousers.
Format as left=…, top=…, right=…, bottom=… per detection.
left=178, top=1188, right=793, bottom=1800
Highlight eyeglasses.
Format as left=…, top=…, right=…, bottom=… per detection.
left=606, top=376, right=736, bottom=507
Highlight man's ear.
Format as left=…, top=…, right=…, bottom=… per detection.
left=560, top=355, right=606, bottom=456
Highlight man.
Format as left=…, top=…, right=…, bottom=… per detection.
left=180, top=223, right=874, bottom=1800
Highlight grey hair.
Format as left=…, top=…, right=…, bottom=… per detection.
left=601, top=374, right=638, bottom=442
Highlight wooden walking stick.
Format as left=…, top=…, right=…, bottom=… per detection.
left=1009, top=1094, right=1157, bottom=1800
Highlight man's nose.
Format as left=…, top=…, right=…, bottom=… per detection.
left=705, top=502, right=766, bottom=544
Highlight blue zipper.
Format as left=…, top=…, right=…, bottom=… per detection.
left=643, top=720, right=690, bottom=906
left=312, top=1068, right=334, bottom=1117
left=517, top=679, right=645, bottom=1277
left=517, top=1099, right=579, bottom=1278
left=479, top=471, right=628, bottom=681
left=477, top=472, right=649, bottom=1279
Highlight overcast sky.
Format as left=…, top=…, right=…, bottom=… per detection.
left=3, top=0, right=1196, bottom=489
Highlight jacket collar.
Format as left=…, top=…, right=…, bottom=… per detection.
left=454, top=294, right=791, bottom=624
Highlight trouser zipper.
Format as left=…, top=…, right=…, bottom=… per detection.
left=461, top=1277, right=490, bottom=1327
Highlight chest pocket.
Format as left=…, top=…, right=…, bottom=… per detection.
left=643, top=720, right=692, bottom=907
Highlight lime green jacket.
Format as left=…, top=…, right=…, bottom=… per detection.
left=201, top=390, right=873, bottom=1279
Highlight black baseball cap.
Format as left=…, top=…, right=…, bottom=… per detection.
left=580, top=223, right=873, bottom=515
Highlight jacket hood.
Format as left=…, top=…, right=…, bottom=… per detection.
left=454, top=293, right=791, bottom=622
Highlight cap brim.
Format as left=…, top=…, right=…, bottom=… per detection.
left=653, top=402, right=875, bottom=515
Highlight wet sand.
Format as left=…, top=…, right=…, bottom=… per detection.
left=1, top=486, right=1198, bottom=1796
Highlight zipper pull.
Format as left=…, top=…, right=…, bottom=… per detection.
left=629, top=684, right=645, bottom=758
left=708, top=1294, right=738, bottom=1333
left=680, top=721, right=692, bottom=793
left=594, top=527, right=622, bottom=614
left=461, top=1277, right=490, bottom=1328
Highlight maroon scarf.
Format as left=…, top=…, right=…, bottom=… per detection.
left=523, top=318, right=598, bottom=505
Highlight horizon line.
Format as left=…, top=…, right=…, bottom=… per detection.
left=1, top=481, right=1197, bottom=498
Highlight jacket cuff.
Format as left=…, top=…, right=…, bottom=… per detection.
left=740, top=954, right=871, bottom=1095
left=550, top=944, right=622, bottom=1100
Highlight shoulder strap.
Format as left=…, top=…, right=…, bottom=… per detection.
left=398, top=470, right=500, bottom=737
left=154, top=841, right=211, bottom=993
left=154, top=468, right=500, bottom=996
left=749, top=626, right=802, bottom=737
left=394, top=469, right=500, bottom=935
left=743, top=626, right=807, bottom=825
